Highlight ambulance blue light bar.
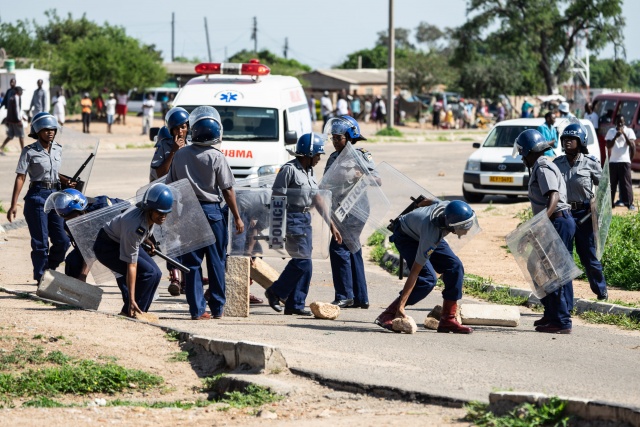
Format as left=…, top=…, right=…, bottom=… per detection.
left=195, top=59, right=270, bottom=76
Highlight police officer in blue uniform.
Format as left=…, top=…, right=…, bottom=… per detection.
left=264, top=132, right=341, bottom=316
left=93, top=183, right=173, bottom=317
left=166, top=106, right=244, bottom=320
left=515, top=129, right=575, bottom=334
left=149, top=107, right=190, bottom=296
left=375, top=200, right=476, bottom=334
left=554, top=123, right=608, bottom=300
left=7, top=112, right=73, bottom=282
left=46, top=189, right=124, bottom=281
left=324, top=115, right=375, bottom=309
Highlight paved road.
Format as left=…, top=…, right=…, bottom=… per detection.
left=2, top=127, right=640, bottom=407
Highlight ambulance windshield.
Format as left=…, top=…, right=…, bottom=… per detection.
left=181, top=105, right=279, bottom=142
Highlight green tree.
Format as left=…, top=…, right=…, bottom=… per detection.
left=396, top=50, right=457, bottom=94
left=227, top=49, right=311, bottom=77
left=0, top=20, right=43, bottom=58
left=590, top=56, right=631, bottom=89
left=376, top=28, right=415, bottom=50
left=628, top=60, right=640, bottom=91
left=337, top=45, right=390, bottom=69
left=453, top=0, right=625, bottom=94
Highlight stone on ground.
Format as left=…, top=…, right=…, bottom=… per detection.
left=427, top=304, right=462, bottom=323
left=460, top=304, right=521, bottom=327
left=225, top=256, right=250, bottom=317
left=134, top=311, right=159, bottom=324
left=423, top=317, right=440, bottom=330
left=310, top=302, right=340, bottom=320
left=392, top=316, right=417, bottom=334
left=36, top=269, right=103, bottom=310
left=250, top=258, right=279, bottom=289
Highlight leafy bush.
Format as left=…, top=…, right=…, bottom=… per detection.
left=465, top=397, right=571, bottom=426
left=600, top=213, right=640, bottom=290
left=375, top=127, right=403, bottom=137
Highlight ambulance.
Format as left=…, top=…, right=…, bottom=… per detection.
left=171, top=60, right=312, bottom=179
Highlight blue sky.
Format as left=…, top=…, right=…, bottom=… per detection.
left=0, top=0, right=636, bottom=69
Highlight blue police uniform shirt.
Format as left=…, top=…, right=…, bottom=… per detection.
left=273, top=158, right=318, bottom=207
left=398, top=200, right=447, bottom=266
left=65, top=196, right=122, bottom=246
left=103, top=207, right=154, bottom=264
left=149, top=135, right=175, bottom=181
left=166, top=144, right=235, bottom=203
left=528, top=156, right=571, bottom=215
left=16, top=141, right=62, bottom=182
left=553, top=154, right=601, bottom=204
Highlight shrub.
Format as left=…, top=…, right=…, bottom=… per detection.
left=600, top=213, right=640, bottom=290
left=375, top=127, right=403, bottom=137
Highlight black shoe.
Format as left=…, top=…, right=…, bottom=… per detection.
left=265, top=289, right=282, bottom=313
left=352, top=301, right=370, bottom=309
left=597, top=293, right=608, bottom=301
left=331, top=298, right=354, bottom=308
left=284, top=308, right=312, bottom=316
left=614, top=200, right=625, bottom=207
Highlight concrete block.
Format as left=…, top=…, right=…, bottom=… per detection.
left=489, top=391, right=547, bottom=416
left=591, top=302, right=614, bottom=314
left=527, top=294, right=542, bottom=306
left=310, top=302, right=340, bottom=320
left=225, top=256, right=250, bottom=317
left=460, top=304, right=520, bottom=327
left=392, top=316, right=417, bottom=334
left=209, top=338, right=238, bottom=369
left=190, top=335, right=211, bottom=349
left=574, top=299, right=594, bottom=314
left=236, top=341, right=288, bottom=373
left=609, top=305, right=634, bottom=316
left=508, top=287, right=532, bottom=299
left=36, top=269, right=103, bottom=310
left=250, top=258, right=279, bottom=290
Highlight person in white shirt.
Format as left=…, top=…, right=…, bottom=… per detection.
left=583, top=102, right=599, bottom=130
left=105, top=93, right=117, bottom=134
left=320, top=91, right=333, bottom=128
left=141, top=93, right=155, bottom=136
left=52, top=91, right=66, bottom=127
left=605, top=115, right=636, bottom=211
left=336, top=94, right=349, bottom=116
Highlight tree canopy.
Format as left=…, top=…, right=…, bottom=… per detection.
left=227, top=49, right=311, bottom=77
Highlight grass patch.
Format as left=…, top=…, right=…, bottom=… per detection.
left=108, top=398, right=214, bottom=409
left=220, top=384, right=281, bottom=409
left=375, top=127, right=403, bottom=137
left=22, top=396, right=66, bottom=408
left=462, top=274, right=529, bottom=306
left=437, top=135, right=450, bottom=141
left=600, top=213, right=640, bottom=290
left=125, top=143, right=155, bottom=149
left=168, top=351, right=191, bottom=363
left=577, top=311, right=640, bottom=331
left=606, top=299, right=640, bottom=308
left=464, top=397, right=571, bottom=426
left=164, top=331, right=180, bottom=342
left=514, top=207, right=533, bottom=226
left=484, top=200, right=496, bottom=212
left=0, top=202, right=6, bottom=214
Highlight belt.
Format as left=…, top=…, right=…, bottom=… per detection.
left=550, top=210, right=569, bottom=220
left=570, top=201, right=589, bottom=210
left=29, top=181, right=61, bottom=190
left=288, top=205, right=311, bottom=213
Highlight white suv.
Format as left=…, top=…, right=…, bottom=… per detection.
left=462, top=118, right=600, bottom=203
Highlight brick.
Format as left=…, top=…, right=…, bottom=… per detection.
left=460, top=304, right=520, bottom=327
left=225, top=256, right=250, bottom=317
left=310, top=302, right=340, bottom=320
left=36, top=269, right=103, bottom=310
left=250, top=258, right=280, bottom=290
left=236, top=341, right=288, bottom=373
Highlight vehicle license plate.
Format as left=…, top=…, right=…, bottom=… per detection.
left=489, top=176, right=514, bottom=183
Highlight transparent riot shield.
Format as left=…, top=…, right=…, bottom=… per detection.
left=319, top=143, right=390, bottom=253
left=235, top=174, right=277, bottom=188
left=136, top=176, right=167, bottom=198
left=228, top=188, right=332, bottom=259
left=591, top=158, right=612, bottom=260
left=58, top=133, right=99, bottom=194
left=505, top=210, right=582, bottom=299
left=67, top=179, right=216, bottom=285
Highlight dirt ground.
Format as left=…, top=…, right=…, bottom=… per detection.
left=0, top=296, right=470, bottom=427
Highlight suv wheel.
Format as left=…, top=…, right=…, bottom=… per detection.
left=462, top=186, right=484, bottom=203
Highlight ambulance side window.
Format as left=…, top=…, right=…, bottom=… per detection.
left=286, top=104, right=312, bottom=138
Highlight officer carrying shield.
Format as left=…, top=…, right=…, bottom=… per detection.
left=375, top=200, right=476, bottom=334
left=323, top=115, right=375, bottom=309
left=149, top=107, right=190, bottom=297
left=45, top=189, right=124, bottom=281
left=264, top=132, right=342, bottom=316
left=93, top=183, right=173, bottom=317
left=553, top=123, right=608, bottom=301
left=514, top=129, right=575, bottom=334
left=165, top=106, right=244, bottom=320
left=7, top=112, right=74, bottom=282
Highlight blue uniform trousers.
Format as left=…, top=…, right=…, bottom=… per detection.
left=541, top=211, right=575, bottom=329
left=64, top=247, right=85, bottom=279
left=269, top=212, right=313, bottom=310
left=572, top=208, right=607, bottom=298
left=93, top=229, right=162, bottom=314
left=390, top=226, right=464, bottom=305
left=24, top=187, right=70, bottom=281
left=329, top=239, right=368, bottom=304
left=181, top=202, right=228, bottom=318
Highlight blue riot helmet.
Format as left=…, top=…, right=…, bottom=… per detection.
left=157, top=126, right=172, bottom=142
left=165, top=107, right=190, bottom=132
left=295, top=132, right=325, bottom=157
left=140, top=183, right=174, bottom=213
left=513, top=129, right=550, bottom=158
left=189, top=106, right=223, bottom=146
left=29, top=112, right=58, bottom=139
left=44, top=189, right=88, bottom=217
left=560, top=123, right=588, bottom=147
left=443, top=201, right=476, bottom=231
left=323, top=115, right=367, bottom=143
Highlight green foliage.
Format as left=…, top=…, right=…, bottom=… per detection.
left=220, top=384, right=282, bottom=409
left=164, top=331, right=180, bottom=342
left=227, top=49, right=311, bottom=77
left=514, top=207, right=533, bottom=226
left=376, top=127, right=404, bottom=137
left=463, top=275, right=529, bottom=306
left=590, top=56, right=632, bottom=90
left=366, top=230, right=386, bottom=247
left=465, top=397, right=571, bottom=426
left=22, top=397, right=65, bottom=408
left=108, top=398, right=214, bottom=409
left=396, top=50, right=457, bottom=94
left=578, top=311, right=640, bottom=331
left=201, top=374, right=225, bottom=392
left=600, top=214, right=640, bottom=290
left=337, top=45, right=394, bottom=69
left=168, top=351, right=190, bottom=363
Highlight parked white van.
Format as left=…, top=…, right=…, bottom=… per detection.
left=127, top=87, right=180, bottom=113
left=170, top=61, right=311, bottom=179
left=462, top=118, right=600, bottom=203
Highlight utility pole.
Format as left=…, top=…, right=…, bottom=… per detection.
left=204, top=17, right=212, bottom=62
left=387, top=0, right=395, bottom=130
left=251, top=17, right=258, bottom=54
left=283, top=37, right=289, bottom=59
left=171, top=12, right=175, bottom=62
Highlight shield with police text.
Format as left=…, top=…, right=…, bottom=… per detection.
left=228, top=187, right=332, bottom=259
left=319, top=143, right=390, bottom=253
left=58, top=133, right=99, bottom=194
left=505, top=210, right=582, bottom=299
left=591, top=158, right=612, bottom=260
left=67, top=179, right=216, bottom=285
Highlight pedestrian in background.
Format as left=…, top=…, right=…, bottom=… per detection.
left=584, top=102, right=599, bottom=131
left=52, top=90, right=66, bottom=127
left=141, top=93, right=155, bottom=136
left=0, top=78, right=17, bottom=112
left=363, top=96, right=372, bottom=123
left=105, top=93, right=116, bottom=133
left=116, top=90, right=128, bottom=125
left=80, top=93, right=92, bottom=134
left=29, top=79, right=48, bottom=117
left=351, top=91, right=362, bottom=120
left=537, top=111, right=558, bottom=157
left=321, top=91, right=333, bottom=129
left=309, top=94, right=317, bottom=122
left=606, top=115, right=636, bottom=211
left=0, top=86, right=25, bottom=153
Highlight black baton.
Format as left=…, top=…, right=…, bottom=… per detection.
left=141, top=243, right=190, bottom=274
left=578, top=212, right=592, bottom=225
